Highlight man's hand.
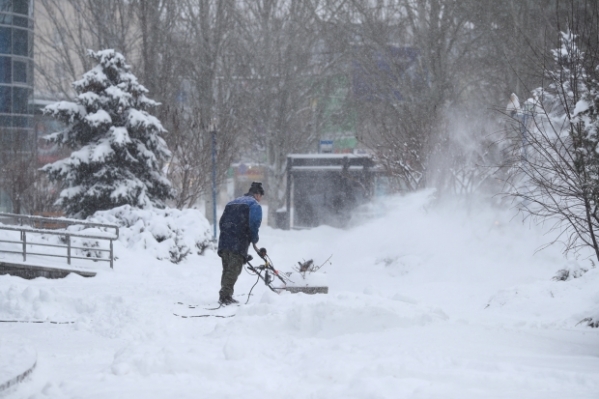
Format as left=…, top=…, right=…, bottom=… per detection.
left=258, top=247, right=267, bottom=258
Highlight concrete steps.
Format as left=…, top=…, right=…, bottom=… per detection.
left=0, top=261, right=96, bottom=279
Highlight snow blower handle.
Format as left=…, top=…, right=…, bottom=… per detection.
left=253, top=243, right=267, bottom=259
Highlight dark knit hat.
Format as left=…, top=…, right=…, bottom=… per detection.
left=247, top=181, right=265, bottom=196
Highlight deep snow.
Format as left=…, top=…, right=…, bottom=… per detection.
left=1, top=190, right=598, bottom=398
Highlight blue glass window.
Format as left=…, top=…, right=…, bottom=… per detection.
left=0, top=0, right=10, bottom=12
left=13, top=115, right=27, bottom=126
left=0, top=115, right=10, bottom=126
left=12, top=0, right=28, bottom=15
left=1, top=129, right=31, bottom=150
left=27, top=27, right=31, bottom=56
left=12, top=86, right=27, bottom=113
left=13, top=16, right=27, bottom=27
left=0, top=85, right=10, bottom=112
left=12, top=28, right=26, bottom=56
left=0, top=56, right=10, bottom=82
left=0, top=130, right=11, bottom=145
left=12, top=60, right=24, bottom=82
left=0, top=27, right=11, bottom=54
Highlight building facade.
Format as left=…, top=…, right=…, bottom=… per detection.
left=0, top=0, right=34, bottom=213
left=0, top=0, right=34, bottom=139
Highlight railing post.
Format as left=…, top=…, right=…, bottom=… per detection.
left=22, top=231, right=26, bottom=262
left=109, top=239, right=114, bottom=269
left=66, top=234, right=71, bottom=265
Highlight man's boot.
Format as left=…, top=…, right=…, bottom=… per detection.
left=218, top=294, right=229, bottom=305
left=218, top=295, right=238, bottom=306
left=228, top=296, right=239, bottom=304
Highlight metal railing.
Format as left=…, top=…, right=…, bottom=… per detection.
left=0, top=213, right=119, bottom=269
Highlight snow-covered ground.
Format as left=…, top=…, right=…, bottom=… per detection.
left=1, top=190, right=598, bottom=398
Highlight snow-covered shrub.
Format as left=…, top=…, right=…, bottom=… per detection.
left=78, top=239, right=103, bottom=259
left=89, top=205, right=213, bottom=263
left=509, top=31, right=599, bottom=263
left=552, top=261, right=591, bottom=281
left=577, top=315, right=599, bottom=328
left=64, top=228, right=105, bottom=260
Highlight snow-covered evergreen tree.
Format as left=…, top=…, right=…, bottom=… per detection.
left=42, top=49, right=174, bottom=218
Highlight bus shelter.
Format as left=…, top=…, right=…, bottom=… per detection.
left=283, top=154, right=375, bottom=229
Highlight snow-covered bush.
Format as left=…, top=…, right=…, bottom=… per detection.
left=578, top=316, right=599, bottom=328
left=552, top=261, right=591, bottom=281
left=508, top=31, right=599, bottom=262
left=42, top=49, right=174, bottom=218
left=89, top=205, right=213, bottom=263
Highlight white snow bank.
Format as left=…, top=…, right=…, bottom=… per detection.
left=0, top=284, right=72, bottom=322
left=485, top=266, right=599, bottom=328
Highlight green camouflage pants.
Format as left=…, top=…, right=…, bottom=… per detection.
left=219, top=251, right=246, bottom=298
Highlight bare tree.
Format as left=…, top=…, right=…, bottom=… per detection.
left=323, top=0, right=493, bottom=193
left=136, top=0, right=180, bottom=97
left=35, top=0, right=138, bottom=99
left=155, top=0, right=244, bottom=209
left=0, top=129, right=36, bottom=213
left=234, top=0, right=334, bottom=225
left=161, top=105, right=237, bottom=209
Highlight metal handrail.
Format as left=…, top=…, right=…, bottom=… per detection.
left=0, top=213, right=119, bottom=269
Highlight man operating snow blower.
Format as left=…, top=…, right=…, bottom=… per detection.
left=217, top=181, right=267, bottom=305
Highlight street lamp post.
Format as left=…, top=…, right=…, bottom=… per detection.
left=210, top=123, right=217, bottom=241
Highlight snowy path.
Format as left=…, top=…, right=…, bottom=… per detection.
left=1, top=194, right=598, bottom=398
left=4, top=319, right=597, bottom=398
left=2, top=276, right=597, bottom=399
left=0, top=339, right=36, bottom=394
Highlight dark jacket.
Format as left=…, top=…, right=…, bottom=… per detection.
left=217, top=194, right=262, bottom=257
